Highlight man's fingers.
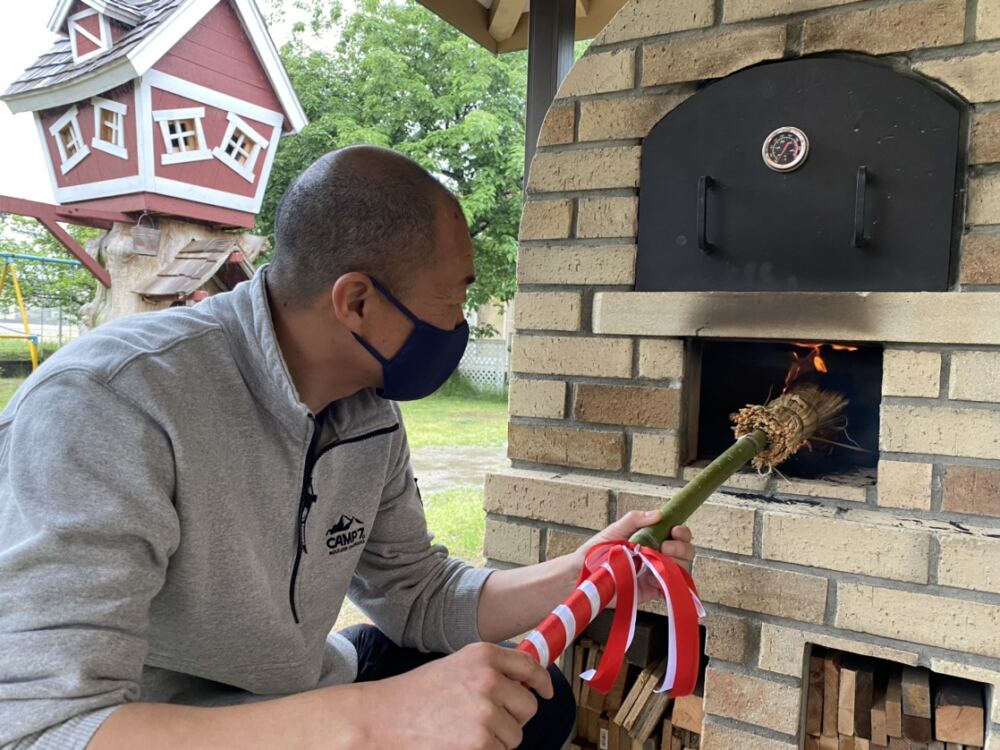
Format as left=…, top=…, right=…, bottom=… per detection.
left=495, top=649, right=554, bottom=699
left=488, top=705, right=524, bottom=750
left=660, top=539, right=695, bottom=562
left=496, top=677, right=540, bottom=726
left=670, top=524, right=693, bottom=543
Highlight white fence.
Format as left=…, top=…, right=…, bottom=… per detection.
left=457, top=338, right=508, bottom=393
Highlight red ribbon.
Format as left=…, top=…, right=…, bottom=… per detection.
left=578, top=540, right=703, bottom=697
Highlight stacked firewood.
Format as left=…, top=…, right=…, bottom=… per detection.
left=569, top=638, right=705, bottom=750
left=805, top=647, right=985, bottom=749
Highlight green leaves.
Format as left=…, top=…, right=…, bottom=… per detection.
left=258, top=0, right=527, bottom=316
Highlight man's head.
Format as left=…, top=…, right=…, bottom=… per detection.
left=266, top=146, right=476, bottom=408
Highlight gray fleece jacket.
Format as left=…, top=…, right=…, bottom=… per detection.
left=0, top=269, right=492, bottom=749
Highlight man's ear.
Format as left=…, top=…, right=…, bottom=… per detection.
left=331, top=272, right=375, bottom=334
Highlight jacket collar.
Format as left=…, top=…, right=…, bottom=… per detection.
left=207, top=267, right=398, bottom=442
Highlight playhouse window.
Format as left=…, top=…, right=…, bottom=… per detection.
left=48, top=106, right=90, bottom=175
left=91, top=97, right=128, bottom=159
left=69, top=10, right=112, bottom=64
left=212, top=112, right=269, bottom=183
left=153, top=108, right=211, bottom=165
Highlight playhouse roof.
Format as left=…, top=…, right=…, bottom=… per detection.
left=3, top=0, right=307, bottom=133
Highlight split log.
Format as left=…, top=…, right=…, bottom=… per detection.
left=901, top=668, right=932, bottom=719
left=886, top=669, right=903, bottom=738
left=934, top=676, right=985, bottom=747
left=825, top=653, right=843, bottom=737
left=808, top=654, right=825, bottom=736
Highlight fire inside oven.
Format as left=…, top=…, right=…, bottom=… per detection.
left=694, top=340, right=882, bottom=480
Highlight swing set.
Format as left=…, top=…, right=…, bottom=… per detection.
left=0, top=252, right=81, bottom=371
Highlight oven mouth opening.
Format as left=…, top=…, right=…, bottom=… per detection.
left=690, top=339, right=883, bottom=482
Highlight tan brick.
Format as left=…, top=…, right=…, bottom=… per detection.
left=511, top=335, right=633, bottom=378
left=483, top=519, right=541, bottom=566
left=703, top=612, right=750, bottom=663
left=971, top=112, right=1000, bottom=165
left=517, top=245, right=636, bottom=286
left=536, top=101, right=575, bottom=148
left=618, top=494, right=756, bottom=555
left=979, top=0, right=1000, bottom=39
left=724, top=0, right=859, bottom=22
left=701, top=721, right=797, bottom=750
left=928, top=658, right=1000, bottom=724
left=575, top=384, right=681, bottom=428
left=960, top=233, right=1000, bottom=284
left=882, top=350, right=942, bottom=398
left=577, top=196, right=638, bottom=239
left=595, top=0, right=714, bottom=44
left=508, top=378, right=566, bottom=419
left=758, top=623, right=919, bottom=678
left=942, top=464, right=1000, bottom=518
left=693, top=556, right=828, bottom=623
left=527, top=146, right=640, bottom=194
left=951, top=351, right=1000, bottom=402
left=545, top=528, right=590, bottom=561
left=802, top=0, right=965, bottom=55
left=555, top=48, right=635, bottom=99
left=877, top=460, right=933, bottom=511
left=762, top=512, right=931, bottom=583
left=939, top=533, right=1000, bottom=594
left=629, top=432, right=680, bottom=478
left=518, top=199, right=573, bottom=241
left=969, top=173, right=1000, bottom=226
left=916, top=51, right=1000, bottom=104
left=513, top=291, right=581, bottom=332
left=837, top=582, right=1000, bottom=658
left=642, top=26, right=787, bottom=87
left=638, top=338, right=684, bottom=380
left=704, top=667, right=801, bottom=735
left=683, top=465, right=770, bottom=492
left=578, top=93, right=689, bottom=142
left=508, top=423, right=625, bottom=471
left=881, top=404, right=1000, bottom=460
left=484, top=471, right=611, bottom=529
left=771, top=476, right=868, bottom=503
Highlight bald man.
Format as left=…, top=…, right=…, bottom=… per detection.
left=0, top=147, right=694, bottom=750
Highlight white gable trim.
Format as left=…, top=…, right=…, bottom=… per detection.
left=49, top=0, right=142, bottom=33
left=52, top=174, right=144, bottom=203
left=69, top=9, right=113, bottom=65
left=91, top=96, right=129, bottom=159
left=34, top=113, right=62, bottom=201
left=143, top=69, right=284, bottom=128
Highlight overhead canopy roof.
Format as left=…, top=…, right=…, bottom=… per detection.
left=415, top=0, right=628, bottom=53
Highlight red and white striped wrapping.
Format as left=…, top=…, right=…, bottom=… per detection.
left=516, top=540, right=705, bottom=697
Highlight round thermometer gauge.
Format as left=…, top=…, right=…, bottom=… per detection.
left=762, top=126, right=809, bottom=172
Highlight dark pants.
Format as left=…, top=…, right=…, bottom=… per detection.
left=341, top=624, right=576, bottom=749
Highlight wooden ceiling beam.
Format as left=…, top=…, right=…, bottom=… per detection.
left=489, top=0, right=527, bottom=43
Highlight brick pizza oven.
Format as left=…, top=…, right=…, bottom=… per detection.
left=484, top=0, right=1000, bottom=747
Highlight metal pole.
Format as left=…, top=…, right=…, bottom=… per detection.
left=524, top=0, right=575, bottom=183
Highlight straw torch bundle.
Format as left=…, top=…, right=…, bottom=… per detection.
left=515, top=384, right=849, bottom=697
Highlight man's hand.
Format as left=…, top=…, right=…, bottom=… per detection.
left=571, top=510, right=696, bottom=603
left=365, top=642, right=553, bottom=750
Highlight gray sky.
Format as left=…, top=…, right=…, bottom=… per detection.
left=0, top=0, right=327, bottom=204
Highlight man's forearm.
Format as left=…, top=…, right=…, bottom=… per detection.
left=476, top=554, right=579, bottom=644
left=88, top=682, right=372, bottom=750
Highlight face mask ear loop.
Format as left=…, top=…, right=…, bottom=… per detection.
left=367, top=276, right=422, bottom=325
left=352, top=333, right=389, bottom=365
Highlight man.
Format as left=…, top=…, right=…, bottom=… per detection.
left=0, top=147, right=694, bottom=749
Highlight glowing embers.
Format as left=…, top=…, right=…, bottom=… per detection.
left=694, top=340, right=881, bottom=480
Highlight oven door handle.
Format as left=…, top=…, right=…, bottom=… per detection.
left=852, top=166, right=868, bottom=248
left=697, top=175, right=713, bottom=254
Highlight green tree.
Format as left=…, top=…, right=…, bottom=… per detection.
left=260, top=0, right=527, bottom=327
left=0, top=215, right=99, bottom=324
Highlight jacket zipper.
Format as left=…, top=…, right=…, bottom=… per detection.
left=288, top=422, right=401, bottom=624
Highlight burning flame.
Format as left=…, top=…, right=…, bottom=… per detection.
left=783, top=342, right=859, bottom=391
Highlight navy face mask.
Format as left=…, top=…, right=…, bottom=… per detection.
left=353, top=276, right=470, bottom=401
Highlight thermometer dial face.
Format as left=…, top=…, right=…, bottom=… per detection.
left=762, top=126, right=809, bottom=172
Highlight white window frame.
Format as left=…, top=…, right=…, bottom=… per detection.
left=48, top=105, right=90, bottom=175
left=152, top=107, right=212, bottom=165
left=69, top=9, right=111, bottom=64
left=91, top=96, right=128, bottom=159
left=212, top=112, right=269, bottom=183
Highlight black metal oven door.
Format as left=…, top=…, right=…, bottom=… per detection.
left=636, top=56, right=963, bottom=292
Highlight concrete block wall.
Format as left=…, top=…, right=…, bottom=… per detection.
left=490, top=0, right=1000, bottom=746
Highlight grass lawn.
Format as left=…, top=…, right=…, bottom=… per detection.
left=398, top=391, right=508, bottom=450
left=424, top=486, right=487, bottom=566
left=0, top=378, right=25, bottom=410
